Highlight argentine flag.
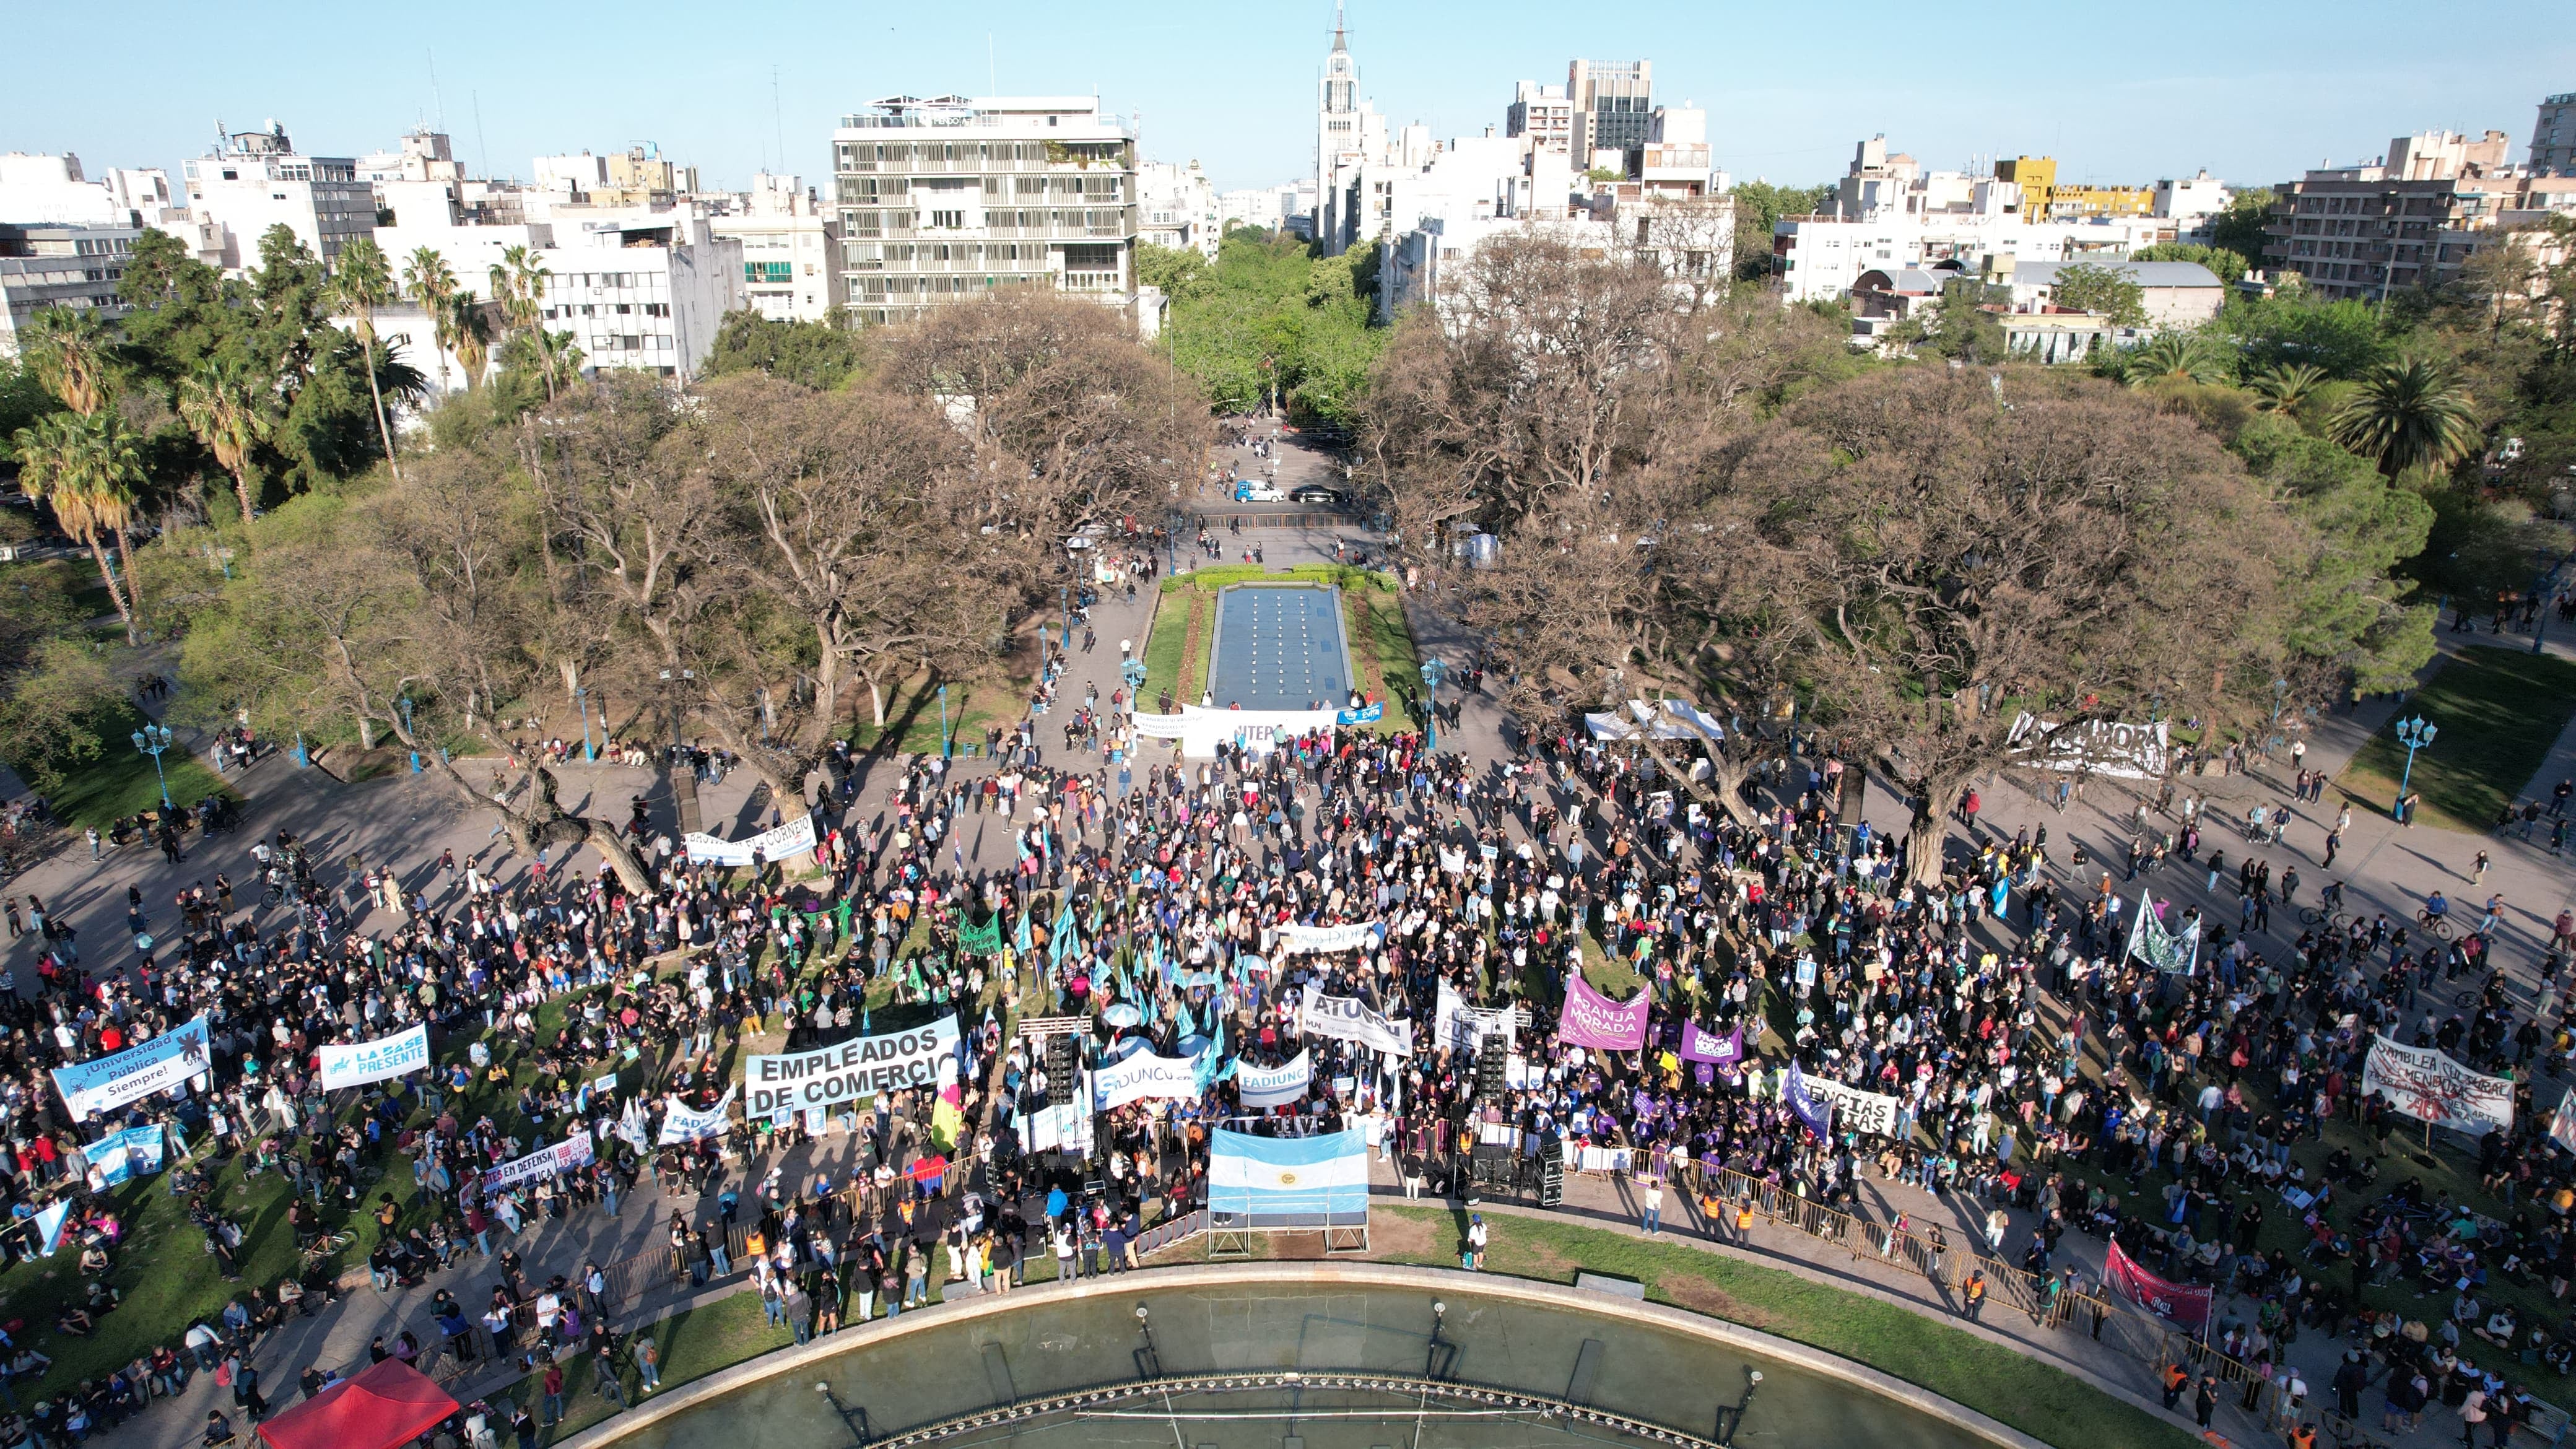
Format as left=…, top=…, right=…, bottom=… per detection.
left=1210, top=1128, right=1369, bottom=1217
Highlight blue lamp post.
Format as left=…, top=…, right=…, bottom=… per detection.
left=399, top=697, right=421, bottom=773
left=1121, top=656, right=1148, bottom=712
left=2391, top=713, right=2437, bottom=820
left=1418, top=658, right=1448, bottom=750
left=576, top=685, right=596, bottom=760
left=131, top=723, right=175, bottom=813
left=938, top=682, right=951, bottom=761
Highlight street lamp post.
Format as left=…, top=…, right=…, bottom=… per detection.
left=1418, top=658, right=1447, bottom=751
left=2392, top=713, right=2438, bottom=820
left=2267, top=677, right=2289, bottom=759
left=575, top=685, right=596, bottom=761
left=1121, top=657, right=1148, bottom=715
left=938, top=682, right=951, bottom=762
left=130, top=723, right=175, bottom=813
left=399, top=697, right=421, bottom=773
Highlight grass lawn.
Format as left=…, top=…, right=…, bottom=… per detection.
left=1368, top=1206, right=2197, bottom=1449
left=2342, top=646, right=2576, bottom=831
left=41, top=700, right=233, bottom=829
left=846, top=676, right=1020, bottom=759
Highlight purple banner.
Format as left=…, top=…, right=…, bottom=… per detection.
left=1677, top=1022, right=1743, bottom=1068
left=1560, top=973, right=1650, bottom=1051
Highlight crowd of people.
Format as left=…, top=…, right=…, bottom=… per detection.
left=1, top=591, right=2572, bottom=1449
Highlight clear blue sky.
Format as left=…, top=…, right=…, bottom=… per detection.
left=4, top=0, right=2569, bottom=197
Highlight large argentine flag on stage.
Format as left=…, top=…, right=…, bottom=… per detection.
left=1210, top=1128, right=1369, bottom=1217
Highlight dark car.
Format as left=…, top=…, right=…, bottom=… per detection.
left=1288, top=485, right=1346, bottom=506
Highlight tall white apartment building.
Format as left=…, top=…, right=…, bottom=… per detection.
left=1138, top=160, right=1220, bottom=259
left=180, top=121, right=374, bottom=272
left=710, top=173, right=842, bottom=323
left=0, top=154, right=176, bottom=228
left=1505, top=82, right=1573, bottom=157
left=0, top=223, right=143, bottom=358
left=830, top=95, right=1139, bottom=329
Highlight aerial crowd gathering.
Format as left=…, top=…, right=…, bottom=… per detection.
left=5, top=578, right=2576, bottom=1449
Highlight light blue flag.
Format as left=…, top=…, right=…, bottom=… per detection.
left=1014, top=908, right=1033, bottom=953
left=1050, top=902, right=1079, bottom=968
left=1193, top=1016, right=1233, bottom=1093
left=1174, top=994, right=1198, bottom=1040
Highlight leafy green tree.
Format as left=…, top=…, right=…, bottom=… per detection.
left=2120, top=329, right=2232, bottom=387
left=1134, top=243, right=1214, bottom=303
left=1912, top=282, right=2009, bottom=363
left=12, top=411, right=144, bottom=640
left=2247, top=362, right=2328, bottom=415
left=1157, top=230, right=1386, bottom=427
left=2231, top=415, right=2435, bottom=693
left=2215, top=285, right=2389, bottom=379
left=116, top=230, right=241, bottom=383
left=325, top=237, right=404, bottom=481
left=2134, top=242, right=2251, bottom=287
left=1729, top=180, right=1834, bottom=281
left=2050, top=262, right=2146, bottom=327
left=0, top=354, right=62, bottom=462
left=2206, top=189, right=2274, bottom=266
left=700, top=310, right=864, bottom=391
left=2329, top=354, right=2481, bottom=477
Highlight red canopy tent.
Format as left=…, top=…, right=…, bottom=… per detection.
left=256, top=1359, right=459, bottom=1449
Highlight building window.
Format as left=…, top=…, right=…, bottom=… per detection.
left=928, top=210, right=964, bottom=230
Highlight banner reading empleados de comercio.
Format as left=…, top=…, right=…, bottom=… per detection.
left=744, top=1016, right=959, bottom=1116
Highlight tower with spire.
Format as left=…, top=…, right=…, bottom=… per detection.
left=1313, top=1, right=1385, bottom=255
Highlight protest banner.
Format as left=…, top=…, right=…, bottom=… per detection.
left=2006, top=713, right=2170, bottom=780
left=317, top=1024, right=430, bottom=1092
left=1799, top=1074, right=1902, bottom=1138
left=1235, top=1051, right=1312, bottom=1109
left=2105, top=1238, right=2213, bottom=1328
left=744, top=1016, right=960, bottom=1116
left=2553, top=1089, right=2576, bottom=1155
left=2363, top=1035, right=2514, bottom=1134
left=1559, top=973, right=1648, bottom=1051
left=1676, top=1022, right=1744, bottom=1071
left=1276, top=921, right=1382, bottom=957
left=51, top=1017, right=211, bottom=1123
left=1297, top=982, right=1415, bottom=1056
left=1436, top=979, right=1521, bottom=1054
left=1092, top=1051, right=1201, bottom=1111
left=2122, top=892, right=2201, bottom=975
left=682, top=812, right=817, bottom=868
left=482, top=1133, right=596, bottom=1192
left=1783, top=1062, right=1833, bottom=1138
left=659, top=1087, right=736, bottom=1145
left=958, top=913, right=1003, bottom=955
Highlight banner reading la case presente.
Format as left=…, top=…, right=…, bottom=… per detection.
left=1558, top=973, right=1648, bottom=1051
left=1234, top=1051, right=1312, bottom=1108
left=2363, top=1034, right=2514, bottom=1134
left=743, top=1016, right=960, bottom=1117
left=317, top=1024, right=431, bottom=1091
left=1298, top=982, right=1415, bottom=1056
left=51, top=1017, right=211, bottom=1123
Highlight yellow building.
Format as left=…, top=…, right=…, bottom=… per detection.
left=1994, top=155, right=2155, bottom=219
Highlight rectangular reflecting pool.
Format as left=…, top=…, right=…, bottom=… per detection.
left=1205, top=585, right=1353, bottom=712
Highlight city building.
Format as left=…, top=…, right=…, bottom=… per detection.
left=1998, top=258, right=2225, bottom=326
left=2536, top=93, right=2576, bottom=174
left=2258, top=129, right=2520, bottom=302
left=0, top=222, right=141, bottom=357
left=830, top=94, right=1140, bottom=328
left=1632, top=105, right=1717, bottom=197
left=1505, top=82, right=1573, bottom=157
left=710, top=173, right=842, bottom=324
left=1567, top=59, right=1652, bottom=172
left=1995, top=157, right=2157, bottom=220
left=0, top=154, right=176, bottom=228
left=1138, top=160, right=1221, bottom=258
left=1313, top=5, right=1391, bottom=255
left=2154, top=170, right=2233, bottom=245
left=180, top=121, right=373, bottom=272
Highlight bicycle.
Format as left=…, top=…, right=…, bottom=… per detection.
left=2415, top=909, right=2456, bottom=940
left=297, top=1228, right=357, bottom=1271
left=2299, top=905, right=2352, bottom=930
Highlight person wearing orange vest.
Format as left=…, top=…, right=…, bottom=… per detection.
left=2286, top=1422, right=2317, bottom=1449
left=1962, top=1269, right=1988, bottom=1322
left=2161, top=1362, right=2189, bottom=1410
left=1733, top=1197, right=1756, bottom=1245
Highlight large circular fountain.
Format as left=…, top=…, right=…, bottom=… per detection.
left=577, top=1263, right=2043, bottom=1449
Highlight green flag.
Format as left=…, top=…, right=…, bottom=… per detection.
left=959, top=912, right=1002, bottom=956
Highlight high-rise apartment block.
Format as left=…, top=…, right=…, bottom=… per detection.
left=2533, top=93, right=2576, bottom=174
left=2259, top=129, right=2517, bottom=302
left=831, top=94, right=1139, bottom=328
left=180, top=121, right=373, bottom=271
left=1567, top=59, right=1652, bottom=170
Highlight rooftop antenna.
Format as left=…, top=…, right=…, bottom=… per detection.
left=471, top=90, right=490, bottom=179
left=988, top=33, right=996, bottom=97
left=772, top=65, right=786, bottom=178
left=427, top=48, right=445, bottom=129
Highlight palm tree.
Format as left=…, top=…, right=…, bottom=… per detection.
left=176, top=357, right=272, bottom=527
left=490, top=246, right=555, bottom=398
left=19, top=305, right=116, bottom=416
left=402, top=246, right=460, bottom=396
left=2121, top=330, right=2229, bottom=388
left=326, top=238, right=404, bottom=480
left=448, top=297, right=492, bottom=389
left=13, top=412, right=142, bottom=642
left=2328, top=354, right=2481, bottom=477
left=2248, top=362, right=2328, bottom=414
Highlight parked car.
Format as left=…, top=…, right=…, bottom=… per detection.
left=1288, top=485, right=1346, bottom=507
